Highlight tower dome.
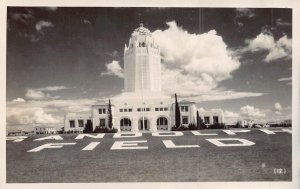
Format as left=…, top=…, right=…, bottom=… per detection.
left=131, top=23, right=152, bottom=37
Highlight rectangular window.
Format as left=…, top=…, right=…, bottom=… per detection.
left=213, top=116, right=219, bottom=123
left=103, top=109, right=106, bottom=114
left=182, top=116, right=188, bottom=124
left=120, top=109, right=123, bottom=112
left=180, top=106, right=184, bottom=112
left=160, top=107, right=163, bottom=111
left=185, top=106, right=189, bottom=112
left=164, top=107, right=168, bottom=111
left=98, top=109, right=102, bottom=114
left=137, top=108, right=141, bottom=112
left=100, top=119, right=106, bottom=127
left=128, top=108, right=132, bottom=112
left=155, top=108, right=159, bottom=111
left=124, top=109, right=128, bottom=112
left=204, top=117, right=210, bottom=124
left=70, top=120, right=75, bottom=128
left=146, top=108, right=150, bottom=111
left=78, top=120, right=84, bottom=127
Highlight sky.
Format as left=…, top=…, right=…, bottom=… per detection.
left=6, top=7, right=292, bottom=130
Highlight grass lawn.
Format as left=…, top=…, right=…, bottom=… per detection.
left=6, top=128, right=292, bottom=182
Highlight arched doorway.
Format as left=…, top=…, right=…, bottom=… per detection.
left=138, top=117, right=150, bottom=131
left=157, top=117, right=168, bottom=130
left=120, top=118, right=132, bottom=131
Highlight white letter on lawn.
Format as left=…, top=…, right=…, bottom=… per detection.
left=191, top=131, right=218, bottom=136
left=113, top=132, right=142, bottom=138
left=34, top=135, right=63, bottom=141
left=75, top=134, right=105, bottom=139
left=27, top=143, right=76, bottom=152
left=260, top=129, right=292, bottom=134
left=111, top=140, right=148, bottom=150
left=82, top=142, right=100, bottom=151
left=6, top=136, right=28, bottom=142
left=152, top=131, right=183, bottom=137
left=163, top=140, right=200, bottom=148
left=206, top=138, right=255, bottom=147
left=223, top=130, right=251, bottom=135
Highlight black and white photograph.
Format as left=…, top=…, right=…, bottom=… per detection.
left=2, top=1, right=299, bottom=188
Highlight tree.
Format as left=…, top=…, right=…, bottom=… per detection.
left=196, top=111, right=199, bottom=128
left=175, top=93, right=181, bottom=128
left=108, top=99, right=113, bottom=129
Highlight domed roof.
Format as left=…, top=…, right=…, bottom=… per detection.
left=131, top=23, right=152, bottom=37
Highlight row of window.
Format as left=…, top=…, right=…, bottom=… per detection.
left=203, top=116, right=219, bottom=124
left=69, top=120, right=85, bottom=128
left=180, top=106, right=189, bottom=112
left=70, top=116, right=220, bottom=128
left=98, top=108, right=106, bottom=114
left=155, top=107, right=168, bottom=111
left=120, top=108, right=132, bottom=112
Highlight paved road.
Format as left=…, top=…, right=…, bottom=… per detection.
left=6, top=128, right=292, bottom=182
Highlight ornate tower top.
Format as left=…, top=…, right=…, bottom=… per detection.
left=131, top=23, right=152, bottom=37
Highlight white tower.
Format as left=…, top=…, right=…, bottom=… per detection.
left=124, top=23, right=161, bottom=93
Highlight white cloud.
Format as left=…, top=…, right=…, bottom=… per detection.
left=7, top=107, right=59, bottom=127
left=276, top=18, right=291, bottom=26
left=35, top=20, right=54, bottom=32
left=278, top=77, right=292, bottom=82
left=274, top=102, right=283, bottom=111
left=10, top=9, right=34, bottom=24
left=25, top=86, right=72, bottom=100
left=12, top=98, right=26, bottom=103
left=6, top=96, right=108, bottom=130
left=240, top=105, right=266, bottom=117
left=103, top=21, right=263, bottom=102
left=235, top=8, right=255, bottom=18
left=101, top=60, right=124, bottom=78
left=152, top=21, right=242, bottom=98
left=224, top=110, right=239, bottom=118
left=244, top=33, right=292, bottom=62
left=25, top=89, right=49, bottom=100
left=37, top=86, right=73, bottom=91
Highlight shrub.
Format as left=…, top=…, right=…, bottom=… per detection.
left=171, top=125, right=189, bottom=131
left=208, top=123, right=225, bottom=129
left=94, top=126, right=118, bottom=133
left=188, top=123, right=198, bottom=130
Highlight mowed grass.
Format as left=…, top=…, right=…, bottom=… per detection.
left=6, top=128, right=291, bottom=182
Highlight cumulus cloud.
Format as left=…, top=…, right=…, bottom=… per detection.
left=35, top=20, right=54, bottom=32
left=276, top=18, right=292, bottom=26
left=224, top=110, right=239, bottom=118
left=103, top=21, right=264, bottom=102
left=244, top=33, right=292, bottom=62
left=101, top=60, right=124, bottom=78
left=274, top=102, right=283, bottom=111
left=7, top=107, right=59, bottom=127
left=25, top=86, right=72, bottom=100
left=12, top=98, right=26, bottom=103
left=6, top=96, right=108, bottom=130
left=10, top=9, right=34, bottom=24
left=152, top=21, right=241, bottom=97
left=240, top=105, right=266, bottom=117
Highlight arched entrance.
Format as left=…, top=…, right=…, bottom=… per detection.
left=120, top=118, right=132, bottom=131
left=138, top=117, right=150, bottom=131
left=157, top=117, right=168, bottom=130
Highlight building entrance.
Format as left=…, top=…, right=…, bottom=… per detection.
left=138, top=118, right=149, bottom=131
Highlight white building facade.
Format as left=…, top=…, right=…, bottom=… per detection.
left=64, top=24, right=224, bottom=133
